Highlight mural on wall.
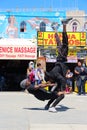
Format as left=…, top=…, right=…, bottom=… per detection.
left=0, top=11, right=66, bottom=39
left=6, top=16, right=18, bottom=38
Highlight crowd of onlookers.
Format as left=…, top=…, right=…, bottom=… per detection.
left=65, top=60, right=87, bottom=95
left=0, top=60, right=87, bottom=95
left=20, top=60, right=87, bottom=95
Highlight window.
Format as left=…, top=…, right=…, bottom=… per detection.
left=72, top=22, right=77, bottom=32
left=20, top=21, right=27, bottom=32
left=40, top=21, right=46, bottom=32
left=84, top=22, right=87, bottom=31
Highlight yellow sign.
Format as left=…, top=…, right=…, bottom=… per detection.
left=86, top=56, right=87, bottom=66
left=68, top=50, right=77, bottom=56
left=37, top=32, right=86, bottom=47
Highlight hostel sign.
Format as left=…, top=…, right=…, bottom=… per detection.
left=38, top=32, right=86, bottom=47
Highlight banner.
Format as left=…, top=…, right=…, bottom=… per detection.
left=0, top=39, right=37, bottom=60
left=68, top=49, right=77, bottom=56
left=38, top=32, right=86, bottom=47
left=86, top=56, right=87, bottom=66
left=67, top=56, right=77, bottom=63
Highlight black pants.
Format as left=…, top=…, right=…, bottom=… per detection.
left=28, top=87, right=59, bottom=101
left=55, top=32, right=68, bottom=62
left=47, top=94, right=64, bottom=107
left=28, top=86, right=65, bottom=108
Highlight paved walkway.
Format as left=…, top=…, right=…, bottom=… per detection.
left=0, top=92, right=87, bottom=130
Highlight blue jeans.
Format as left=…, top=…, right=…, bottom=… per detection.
left=66, top=79, right=72, bottom=87
left=76, top=77, right=85, bottom=94
left=35, top=80, right=42, bottom=85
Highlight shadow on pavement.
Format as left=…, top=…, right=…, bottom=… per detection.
left=23, top=107, right=45, bottom=111
left=56, top=104, right=74, bottom=112
left=23, top=105, right=74, bottom=112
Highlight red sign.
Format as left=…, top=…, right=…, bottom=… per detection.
left=0, top=39, right=37, bottom=60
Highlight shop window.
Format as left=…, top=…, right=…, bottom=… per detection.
left=20, top=21, right=27, bottom=32
left=8, top=17, right=11, bottom=24
left=72, top=22, right=77, bottom=32
left=40, top=21, right=46, bottom=32
left=84, top=22, right=87, bottom=31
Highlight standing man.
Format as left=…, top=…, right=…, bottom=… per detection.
left=74, top=61, right=86, bottom=95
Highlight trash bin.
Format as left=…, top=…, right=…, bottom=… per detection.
left=74, top=80, right=78, bottom=92
left=85, top=81, right=87, bottom=92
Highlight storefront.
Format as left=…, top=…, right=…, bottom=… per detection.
left=0, top=10, right=87, bottom=91
left=0, top=39, right=37, bottom=91
left=37, top=31, right=86, bottom=66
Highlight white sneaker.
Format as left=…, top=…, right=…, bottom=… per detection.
left=48, top=107, right=57, bottom=113
left=24, top=89, right=29, bottom=93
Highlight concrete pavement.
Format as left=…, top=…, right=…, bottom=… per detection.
left=0, top=92, right=87, bottom=130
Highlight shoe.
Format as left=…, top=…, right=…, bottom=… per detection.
left=48, top=107, right=57, bottom=113
left=24, top=89, right=29, bottom=93
left=51, top=22, right=60, bottom=31
left=82, top=92, right=86, bottom=95
left=61, top=17, right=73, bottom=24
left=77, top=93, right=81, bottom=96
left=44, top=104, right=49, bottom=110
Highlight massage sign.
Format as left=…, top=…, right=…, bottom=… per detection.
left=0, top=39, right=37, bottom=59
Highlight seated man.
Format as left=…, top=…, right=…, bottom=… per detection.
left=20, top=77, right=65, bottom=113
left=65, top=69, right=73, bottom=93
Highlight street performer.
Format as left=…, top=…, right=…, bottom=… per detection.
left=20, top=77, right=65, bottom=113
left=20, top=17, right=73, bottom=113
left=44, top=17, right=73, bottom=112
